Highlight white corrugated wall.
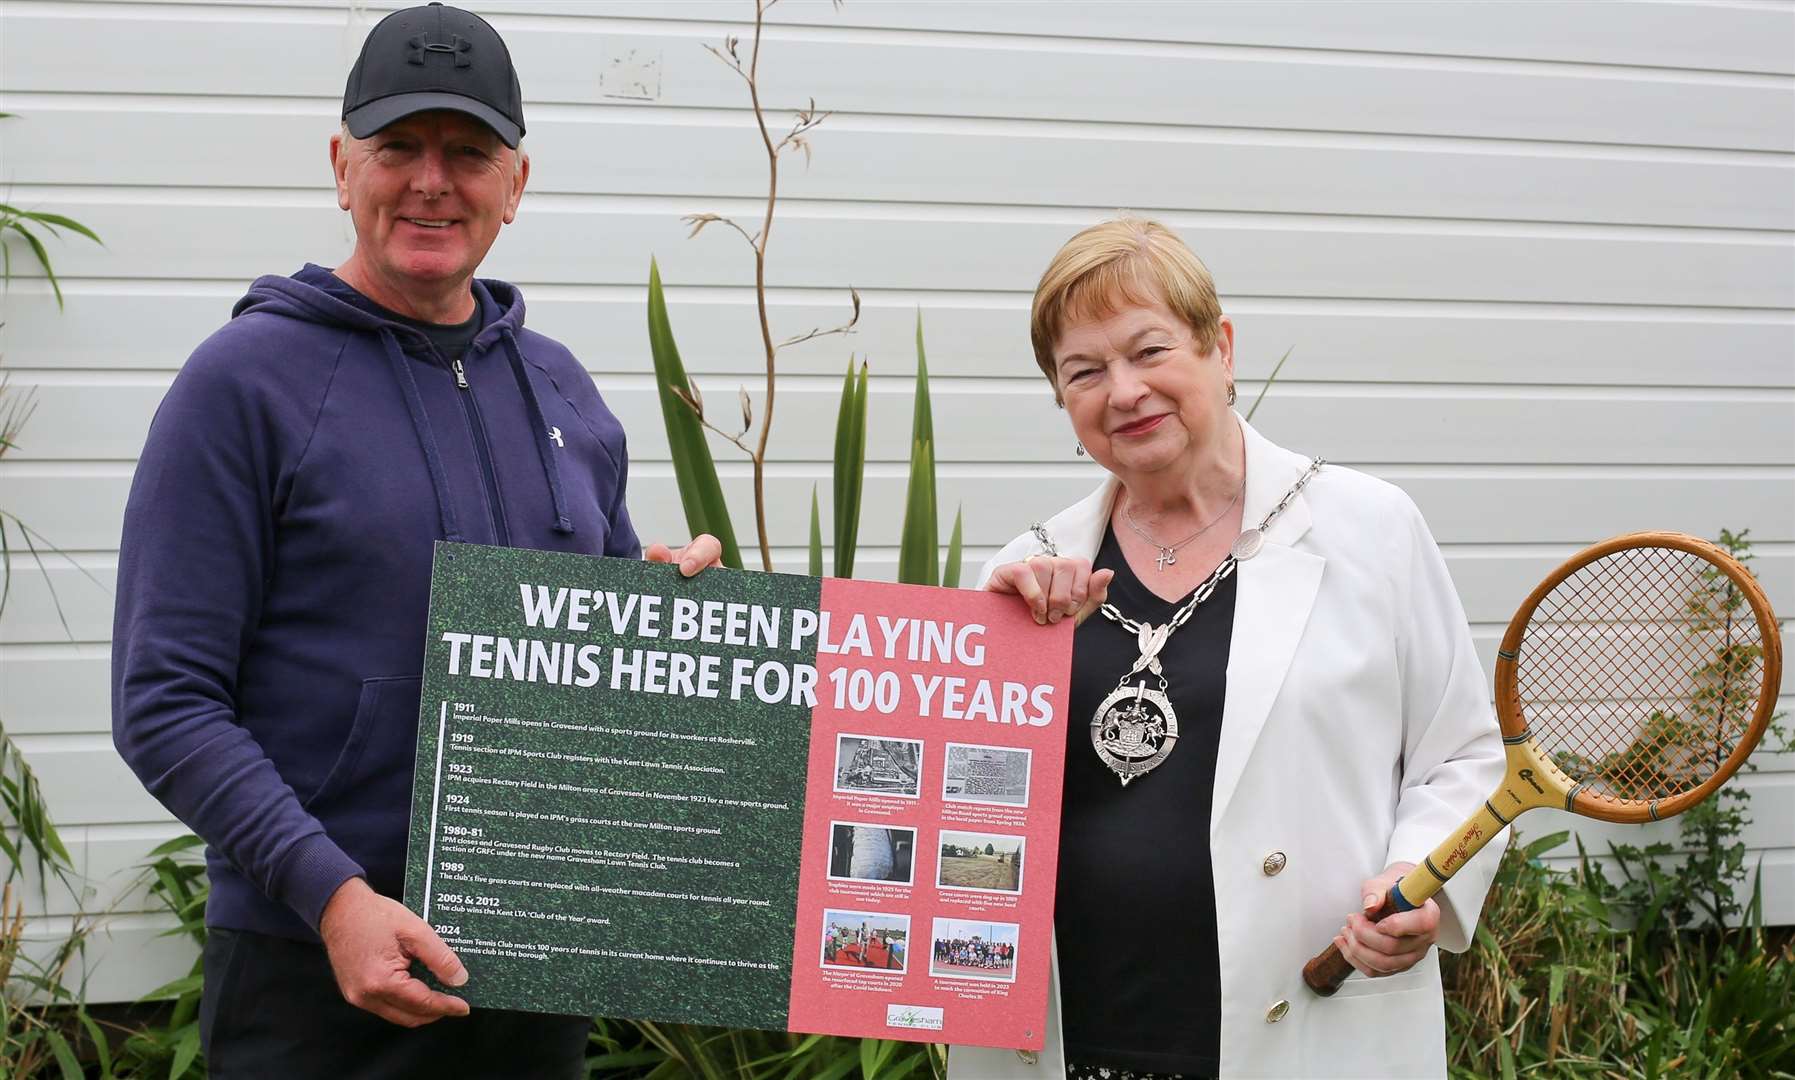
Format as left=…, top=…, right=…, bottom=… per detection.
left=0, top=0, right=1790, bottom=1002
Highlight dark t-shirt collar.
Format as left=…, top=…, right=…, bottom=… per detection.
left=316, top=272, right=485, bottom=362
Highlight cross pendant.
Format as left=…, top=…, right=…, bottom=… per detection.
left=1155, top=547, right=1177, bottom=571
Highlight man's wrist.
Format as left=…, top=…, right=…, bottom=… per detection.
left=271, top=832, right=366, bottom=932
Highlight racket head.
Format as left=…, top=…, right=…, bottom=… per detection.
left=1493, top=532, right=1781, bottom=825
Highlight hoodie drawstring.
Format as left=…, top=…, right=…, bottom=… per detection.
left=501, top=329, right=576, bottom=535
left=380, top=329, right=466, bottom=543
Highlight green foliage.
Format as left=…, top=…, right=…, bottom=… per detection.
left=808, top=485, right=824, bottom=578
left=942, top=507, right=964, bottom=591
left=112, top=837, right=208, bottom=1079
left=831, top=359, right=868, bottom=578
left=0, top=728, right=74, bottom=891
left=647, top=259, right=744, bottom=570
left=898, top=441, right=938, bottom=587
left=897, top=315, right=940, bottom=587
left=0, top=115, right=103, bottom=311
left=1243, top=346, right=1292, bottom=423
left=1444, top=835, right=1795, bottom=1078
left=585, top=1020, right=943, bottom=1080
left=1444, top=528, right=1793, bottom=1078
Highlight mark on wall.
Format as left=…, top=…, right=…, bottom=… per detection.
left=601, top=44, right=662, bottom=101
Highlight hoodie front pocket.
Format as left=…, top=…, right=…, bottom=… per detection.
left=303, top=675, right=422, bottom=812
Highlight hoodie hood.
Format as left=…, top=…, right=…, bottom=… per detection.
left=229, top=264, right=574, bottom=542
left=232, top=263, right=526, bottom=346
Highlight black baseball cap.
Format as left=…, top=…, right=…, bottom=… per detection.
left=342, top=2, right=525, bottom=148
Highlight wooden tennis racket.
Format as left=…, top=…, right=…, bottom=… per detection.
left=1303, top=531, right=1783, bottom=996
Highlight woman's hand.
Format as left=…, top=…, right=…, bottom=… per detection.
left=1334, top=861, right=1441, bottom=978
left=984, top=556, right=1114, bottom=626
left=645, top=535, right=725, bottom=577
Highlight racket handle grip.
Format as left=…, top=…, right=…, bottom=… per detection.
left=1301, top=885, right=1407, bottom=996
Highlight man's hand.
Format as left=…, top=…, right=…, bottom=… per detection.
left=1334, top=861, right=1441, bottom=978
left=319, top=877, right=471, bottom=1027
left=984, top=556, right=1114, bottom=626
left=645, top=534, right=725, bottom=576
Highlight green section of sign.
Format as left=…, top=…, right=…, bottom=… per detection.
left=403, top=543, right=819, bottom=1030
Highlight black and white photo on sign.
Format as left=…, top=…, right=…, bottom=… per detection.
left=833, top=733, right=924, bottom=799
left=941, top=742, right=1031, bottom=807
left=936, top=829, right=1025, bottom=895
left=827, top=821, right=916, bottom=885
left=929, top=917, right=1020, bottom=983
left=819, top=909, right=910, bottom=972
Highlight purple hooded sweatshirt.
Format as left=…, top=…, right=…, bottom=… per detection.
left=112, top=265, right=641, bottom=943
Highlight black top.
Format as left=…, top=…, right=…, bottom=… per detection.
left=1055, top=526, right=1234, bottom=1077
left=318, top=274, right=484, bottom=363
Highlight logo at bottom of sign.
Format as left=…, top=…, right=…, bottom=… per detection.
left=886, top=1004, right=945, bottom=1031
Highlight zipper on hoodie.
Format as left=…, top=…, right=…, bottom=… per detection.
left=441, top=349, right=510, bottom=544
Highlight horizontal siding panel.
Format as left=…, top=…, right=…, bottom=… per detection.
left=10, top=379, right=1791, bottom=472
left=7, top=285, right=1792, bottom=389
left=0, top=650, right=111, bottom=736
left=22, top=739, right=167, bottom=824
left=7, top=11, right=1792, bottom=151
left=495, top=0, right=1795, bottom=77
left=10, top=105, right=1793, bottom=230
left=167, top=0, right=1795, bottom=76
left=0, top=563, right=117, bottom=646
left=5, top=466, right=1792, bottom=558
left=11, top=198, right=1794, bottom=308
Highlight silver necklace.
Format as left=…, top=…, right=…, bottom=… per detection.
left=1091, top=458, right=1325, bottom=787
left=1122, top=483, right=1244, bottom=571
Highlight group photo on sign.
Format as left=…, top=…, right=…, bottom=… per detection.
left=0, top=1, right=1789, bottom=1079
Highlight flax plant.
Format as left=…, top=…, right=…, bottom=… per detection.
left=657, top=0, right=860, bottom=573
left=648, top=1, right=963, bottom=585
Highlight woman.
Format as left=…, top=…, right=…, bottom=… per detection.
left=950, top=220, right=1504, bottom=1079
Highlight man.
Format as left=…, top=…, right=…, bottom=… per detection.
left=111, top=4, right=715, bottom=1075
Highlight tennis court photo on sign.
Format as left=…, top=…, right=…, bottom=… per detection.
left=930, top=917, right=1019, bottom=983
left=820, top=909, right=910, bottom=972
left=936, top=830, right=1025, bottom=894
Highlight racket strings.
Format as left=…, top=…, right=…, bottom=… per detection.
left=1514, top=547, right=1768, bottom=806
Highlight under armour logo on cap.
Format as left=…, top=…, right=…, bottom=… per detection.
left=407, top=33, right=472, bottom=67
left=342, top=2, right=525, bottom=148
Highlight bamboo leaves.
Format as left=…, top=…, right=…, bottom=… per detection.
left=0, top=203, right=102, bottom=312
left=647, top=259, right=744, bottom=570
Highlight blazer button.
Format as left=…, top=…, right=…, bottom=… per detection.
left=1262, top=851, right=1287, bottom=876
left=1266, top=999, right=1290, bottom=1023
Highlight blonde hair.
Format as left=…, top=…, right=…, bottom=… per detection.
left=1029, top=218, right=1223, bottom=397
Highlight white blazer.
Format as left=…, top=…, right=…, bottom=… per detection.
left=949, top=416, right=1505, bottom=1080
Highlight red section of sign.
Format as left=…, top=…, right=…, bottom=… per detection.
left=786, top=579, right=1072, bottom=1050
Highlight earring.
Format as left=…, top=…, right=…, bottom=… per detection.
left=1226, top=381, right=1237, bottom=407
left=1075, top=442, right=1086, bottom=457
